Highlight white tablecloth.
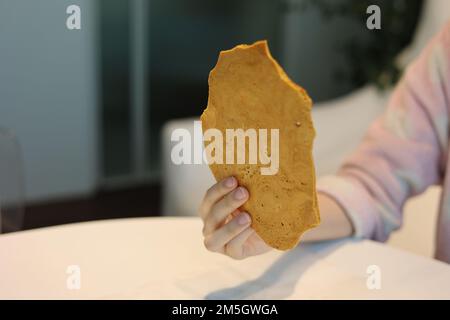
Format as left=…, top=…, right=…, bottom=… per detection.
left=0, top=217, right=449, bottom=299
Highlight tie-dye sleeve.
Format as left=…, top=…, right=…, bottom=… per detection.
left=317, top=23, right=450, bottom=242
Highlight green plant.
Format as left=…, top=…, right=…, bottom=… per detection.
left=298, top=0, right=423, bottom=90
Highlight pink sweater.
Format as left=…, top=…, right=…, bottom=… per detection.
left=317, top=21, right=450, bottom=263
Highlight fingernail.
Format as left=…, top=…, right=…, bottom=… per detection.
left=234, top=187, right=247, bottom=200
left=238, top=213, right=251, bottom=225
left=224, top=176, right=236, bottom=188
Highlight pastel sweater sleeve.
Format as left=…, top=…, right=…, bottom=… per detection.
left=316, top=23, right=450, bottom=241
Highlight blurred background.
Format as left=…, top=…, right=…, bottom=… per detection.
left=0, top=0, right=449, bottom=257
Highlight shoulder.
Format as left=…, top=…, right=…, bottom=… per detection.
left=435, top=20, right=450, bottom=50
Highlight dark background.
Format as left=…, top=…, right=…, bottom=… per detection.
left=0, top=0, right=422, bottom=232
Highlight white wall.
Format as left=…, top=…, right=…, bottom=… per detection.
left=0, top=0, right=99, bottom=203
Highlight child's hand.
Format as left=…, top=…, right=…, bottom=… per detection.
left=199, top=176, right=272, bottom=260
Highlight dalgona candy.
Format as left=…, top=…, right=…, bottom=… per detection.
left=201, top=40, right=320, bottom=250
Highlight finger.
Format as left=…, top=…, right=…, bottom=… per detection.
left=224, top=209, right=241, bottom=225
left=203, top=186, right=249, bottom=236
left=225, top=227, right=256, bottom=260
left=203, top=212, right=251, bottom=253
left=199, top=176, right=237, bottom=219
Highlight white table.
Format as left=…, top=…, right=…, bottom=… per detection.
left=1, top=217, right=450, bottom=299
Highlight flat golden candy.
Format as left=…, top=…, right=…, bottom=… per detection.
left=201, top=40, right=320, bottom=250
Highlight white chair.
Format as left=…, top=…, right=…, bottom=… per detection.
left=161, top=0, right=450, bottom=257
left=161, top=86, right=388, bottom=217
